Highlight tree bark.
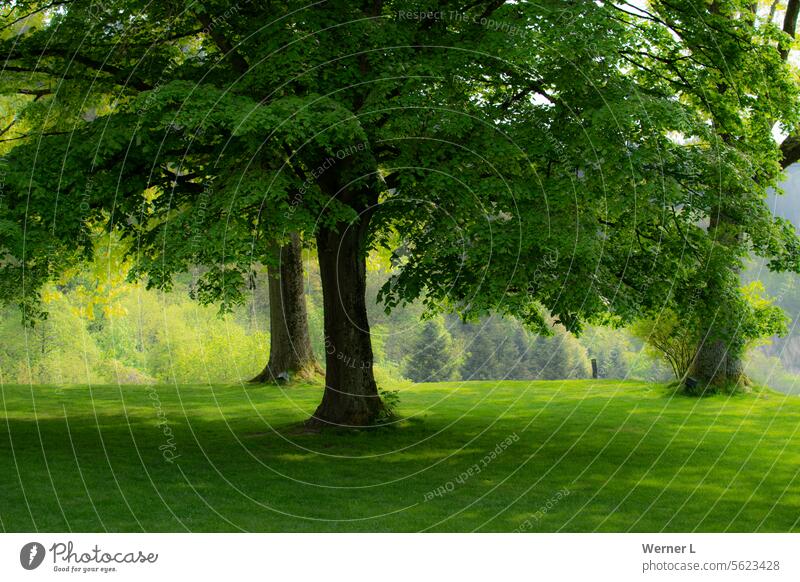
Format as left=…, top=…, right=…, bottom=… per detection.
left=687, top=213, right=747, bottom=392
left=307, top=218, right=385, bottom=427
left=250, top=233, right=321, bottom=383
left=689, top=335, right=745, bottom=389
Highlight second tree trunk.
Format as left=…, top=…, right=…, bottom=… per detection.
left=250, top=233, right=321, bottom=383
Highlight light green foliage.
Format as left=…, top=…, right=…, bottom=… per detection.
left=747, top=263, right=800, bottom=329
left=133, top=297, right=269, bottom=385
left=630, top=312, right=700, bottom=381
left=632, top=281, right=787, bottom=380
left=0, top=293, right=104, bottom=384
left=0, top=275, right=269, bottom=385
left=740, top=280, right=790, bottom=347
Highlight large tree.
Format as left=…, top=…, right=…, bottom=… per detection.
left=0, top=2, right=322, bottom=386
left=249, top=233, right=321, bottom=383
left=630, top=1, right=800, bottom=390
left=2, top=0, right=799, bottom=426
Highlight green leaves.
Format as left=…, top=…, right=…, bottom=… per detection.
left=1, top=0, right=798, bottom=335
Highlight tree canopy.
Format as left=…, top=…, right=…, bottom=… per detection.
left=2, top=0, right=800, bottom=423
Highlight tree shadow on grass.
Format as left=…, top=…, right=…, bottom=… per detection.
left=2, top=383, right=799, bottom=532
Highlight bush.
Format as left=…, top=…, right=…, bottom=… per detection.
left=630, top=311, right=699, bottom=381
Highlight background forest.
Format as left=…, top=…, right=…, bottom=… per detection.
left=4, top=170, right=800, bottom=394
left=0, top=242, right=665, bottom=386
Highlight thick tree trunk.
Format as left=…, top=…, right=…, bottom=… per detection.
left=689, top=336, right=745, bottom=390
left=307, top=220, right=385, bottom=427
left=687, top=212, right=746, bottom=392
left=689, top=271, right=747, bottom=391
left=250, top=233, right=321, bottom=383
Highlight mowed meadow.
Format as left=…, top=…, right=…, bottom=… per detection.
left=1, top=379, right=799, bottom=533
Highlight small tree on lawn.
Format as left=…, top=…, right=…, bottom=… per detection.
left=631, top=311, right=700, bottom=383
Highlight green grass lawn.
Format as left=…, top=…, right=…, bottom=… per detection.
left=1, top=379, right=799, bottom=532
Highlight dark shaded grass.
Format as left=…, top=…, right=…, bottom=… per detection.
left=1, top=380, right=798, bottom=532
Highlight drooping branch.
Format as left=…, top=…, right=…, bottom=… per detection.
left=3, top=48, right=152, bottom=91
left=0, top=117, right=17, bottom=137
left=0, top=1, right=71, bottom=32
left=0, top=129, right=69, bottom=143
left=1, top=64, right=80, bottom=82
left=15, top=88, right=52, bottom=98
